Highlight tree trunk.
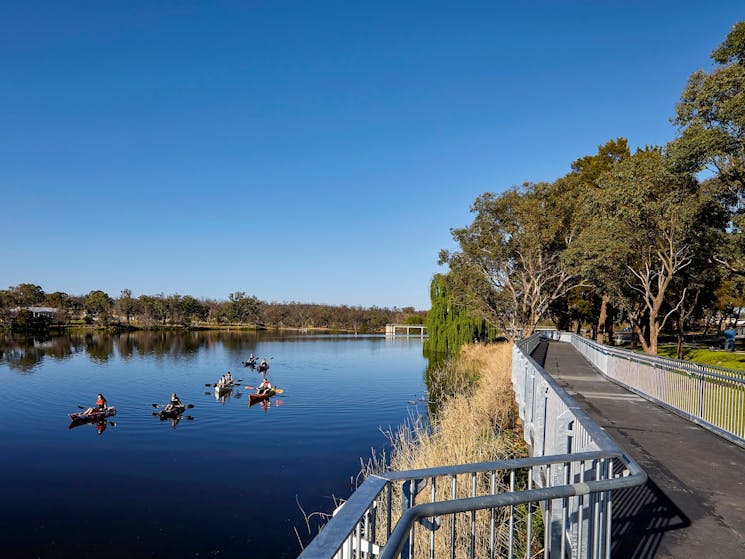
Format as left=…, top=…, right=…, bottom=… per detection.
left=596, top=293, right=608, bottom=343
left=605, top=306, right=614, bottom=346
left=676, top=312, right=686, bottom=360
left=646, top=312, right=658, bottom=355
left=703, top=313, right=713, bottom=336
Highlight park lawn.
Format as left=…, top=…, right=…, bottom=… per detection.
left=657, top=344, right=745, bottom=372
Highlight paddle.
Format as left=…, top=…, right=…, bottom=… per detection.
left=152, top=403, right=195, bottom=409
left=206, top=379, right=243, bottom=387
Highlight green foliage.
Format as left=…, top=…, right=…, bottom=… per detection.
left=657, top=344, right=745, bottom=371
left=424, top=274, right=492, bottom=354
left=85, top=290, right=112, bottom=324
left=224, top=291, right=261, bottom=323
left=9, top=283, right=45, bottom=307
left=440, top=182, right=583, bottom=339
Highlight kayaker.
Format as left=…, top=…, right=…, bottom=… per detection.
left=81, top=393, right=107, bottom=416
left=258, top=377, right=272, bottom=395
left=226, top=371, right=233, bottom=384
left=164, top=392, right=182, bottom=412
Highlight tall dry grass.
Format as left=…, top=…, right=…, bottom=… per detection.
left=362, top=342, right=543, bottom=558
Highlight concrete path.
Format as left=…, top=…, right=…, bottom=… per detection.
left=533, top=340, right=745, bottom=559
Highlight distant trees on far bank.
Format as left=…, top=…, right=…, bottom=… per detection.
left=0, top=283, right=426, bottom=334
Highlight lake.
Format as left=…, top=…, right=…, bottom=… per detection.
left=0, top=330, right=429, bottom=559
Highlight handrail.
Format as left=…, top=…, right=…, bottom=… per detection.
left=297, top=335, right=647, bottom=559
left=553, top=332, right=745, bottom=448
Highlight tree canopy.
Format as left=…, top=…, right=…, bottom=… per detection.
left=430, top=20, right=745, bottom=355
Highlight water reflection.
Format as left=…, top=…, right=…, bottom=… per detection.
left=250, top=398, right=283, bottom=413
left=0, top=333, right=86, bottom=372
left=68, top=418, right=115, bottom=435
left=0, top=330, right=269, bottom=372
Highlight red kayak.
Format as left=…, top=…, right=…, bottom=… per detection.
left=249, top=388, right=276, bottom=406
left=69, top=406, right=117, bottom=423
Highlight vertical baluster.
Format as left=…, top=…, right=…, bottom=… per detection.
left=593, top=460, right=600, bottom=559
left=605, top=460, right=614, bottom=559
left=526, top=468, right=533, bottom=559
left=470, top=472, right=477, bottom=559
left=560, top=462, right=568, bottom=559
left=430, top=476, right=436, bottom=559
left=490, top=471, right=496, bottom=559
left=451, top=475, right=457, bottom=559
left=508, top=470, right=515, bottom=559
left=577, top=460, right=585, bottom=559
left=544, top=464, right=551, bottom=557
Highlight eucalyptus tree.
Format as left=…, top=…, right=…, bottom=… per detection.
left=440, top=183, right=584, bottom=341
left=138, top=294, right=167, bottom=325
left=179, top=295, right=208, bottom=324
left=588, top=148, right=722, bottom=354
left=670, top=21, right=745, bottom=273
left=225, top=291, right=261, bottom=324
left=85, top=290, right=112, bottom=324
left=558, top=139, right=631, bottom=342
left=8, top=283, right=45, bottom=307
left=116, top=289, right=137, bottom=324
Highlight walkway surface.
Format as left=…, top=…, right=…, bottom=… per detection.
left=533, top=340, right=745, bottom=559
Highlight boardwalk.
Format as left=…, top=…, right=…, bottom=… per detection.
left=532, top=340, right=745, bottom=558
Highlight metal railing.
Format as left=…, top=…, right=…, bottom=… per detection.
left=298, top=335, right=646, bottom=558
left=549, top=331, right=745, bottom=448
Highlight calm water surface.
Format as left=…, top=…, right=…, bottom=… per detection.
left=0, top=331, right=428, bottom=559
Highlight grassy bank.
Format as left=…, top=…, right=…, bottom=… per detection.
left=364, top=342, right=541, bottom=557
left=657, top=344, right=745, bottom=371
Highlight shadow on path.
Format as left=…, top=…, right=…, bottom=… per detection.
left=611, top=476, right=690, bottom=559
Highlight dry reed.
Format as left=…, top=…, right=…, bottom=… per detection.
left=361, top=342, right=543, bottom=558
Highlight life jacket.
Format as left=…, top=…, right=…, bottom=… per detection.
left=96, top=396, right=105, bottom=407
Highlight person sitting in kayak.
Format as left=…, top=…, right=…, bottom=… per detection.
left=164, top=393, right=183, bottom=412
left=257, top=377, right=272, bottom=395
left=226, top=371, right=233, bottom=384
left=81, top=393, right=107, bottom=416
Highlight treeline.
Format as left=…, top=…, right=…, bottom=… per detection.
left=0, top=284, right=426, bottom=334
left=431, top=22, right=745, bottom=356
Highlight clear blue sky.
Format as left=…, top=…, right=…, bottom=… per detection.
left=2, top=2, right=742, bottom=310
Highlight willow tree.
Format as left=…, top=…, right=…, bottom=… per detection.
left=439, top=183, right=583, bottom=341
left=424, top=273, right=491, bottom=354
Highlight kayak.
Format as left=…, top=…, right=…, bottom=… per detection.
left=159, top=403, right=185, bottom=419
left=249, top=388, right=276, bottom=406
left=215, top=382, right=234, bottom=393
left=69, top=406, right=117, bottom=423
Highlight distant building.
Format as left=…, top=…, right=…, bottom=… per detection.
left=10, top=306, right=59, bottom=319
